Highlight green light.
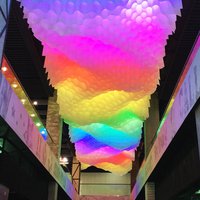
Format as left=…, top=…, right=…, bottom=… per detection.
left=0, top=138, right=4, bottom=154
left=195, top=189, right=200, bottom=194
left=101, top=110, right=142, bottom=126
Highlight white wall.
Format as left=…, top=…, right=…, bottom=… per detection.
left=80, top=173, right=131, bottom=196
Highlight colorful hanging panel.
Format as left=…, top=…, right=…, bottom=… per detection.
left=18, top=0, right=182, bottom=175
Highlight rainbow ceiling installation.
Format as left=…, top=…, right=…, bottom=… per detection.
left=18, top=0, right=182, bottom=175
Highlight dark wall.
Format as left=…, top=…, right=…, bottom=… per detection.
left=0, top=118, right=49, bottom=200
left=152, top=111, right=200, bottom=200
left=0, top=129, right=49, bottom=200
left=158, top=0, right=200, bottom=118
left=0, top=154, right=48, bottom=200
left=0, top=117, right=72, bottom=200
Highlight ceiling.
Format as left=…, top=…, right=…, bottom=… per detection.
left=3, top=0, right=200, bottom=174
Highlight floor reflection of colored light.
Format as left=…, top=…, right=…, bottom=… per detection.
left=18, top=0, right=182, bottom=175
left=1, top=57, right=48, bottom=140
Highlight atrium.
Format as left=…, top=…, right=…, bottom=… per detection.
left=0, top=0, right=200, bottom=199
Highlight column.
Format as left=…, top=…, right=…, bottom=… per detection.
left=48, top=182, right=58, bottom=200
left=46, top=91, right=63, bottom=159
left=130, top=152, right=140, bottom=190
left=46, top=91, right=63, bottom=200
left=145, top=182, right=155, bottom=200
left=144, top=92, right=160, bottom=157
left=195, top=104, right=200, bottom=157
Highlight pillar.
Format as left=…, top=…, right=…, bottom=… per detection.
left=144, top=92, right=160, bottom=157
left=195, top=104, right=200, bottom=157
left=48, top=182, right=58, bottom=200
left=46, top=91, right=63, bottom=200
left=145, top=182, right=155, bottom=200
left=130, top=152, right=140, bottom=190
left=46, top=91, right=63, bottom=159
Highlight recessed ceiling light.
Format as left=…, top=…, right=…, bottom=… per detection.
left=21, top=99, right=26, bottom=104
left=11, top=83, right=18, bottom=88
left=36, top=122, right=41, bottom=127
left=33, top=101, right=38, bottom=105
left=1, top=66, right=7, bottom=72
left=30, top=113, right=35, bottom=117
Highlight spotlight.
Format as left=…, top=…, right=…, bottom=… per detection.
left=11, top=83, right=18, bottom=88
left=30, top=113, right=35, bottom=117
left=33, top=101, right=38, bottom=106
left=1, top=66, right=7, bottom=72
left=36, top=122, right=41, bottom=127
left=21, top=99, right=26, bottom=104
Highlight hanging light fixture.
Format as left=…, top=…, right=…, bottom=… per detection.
left=18, top=0, right=182, bottom=175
